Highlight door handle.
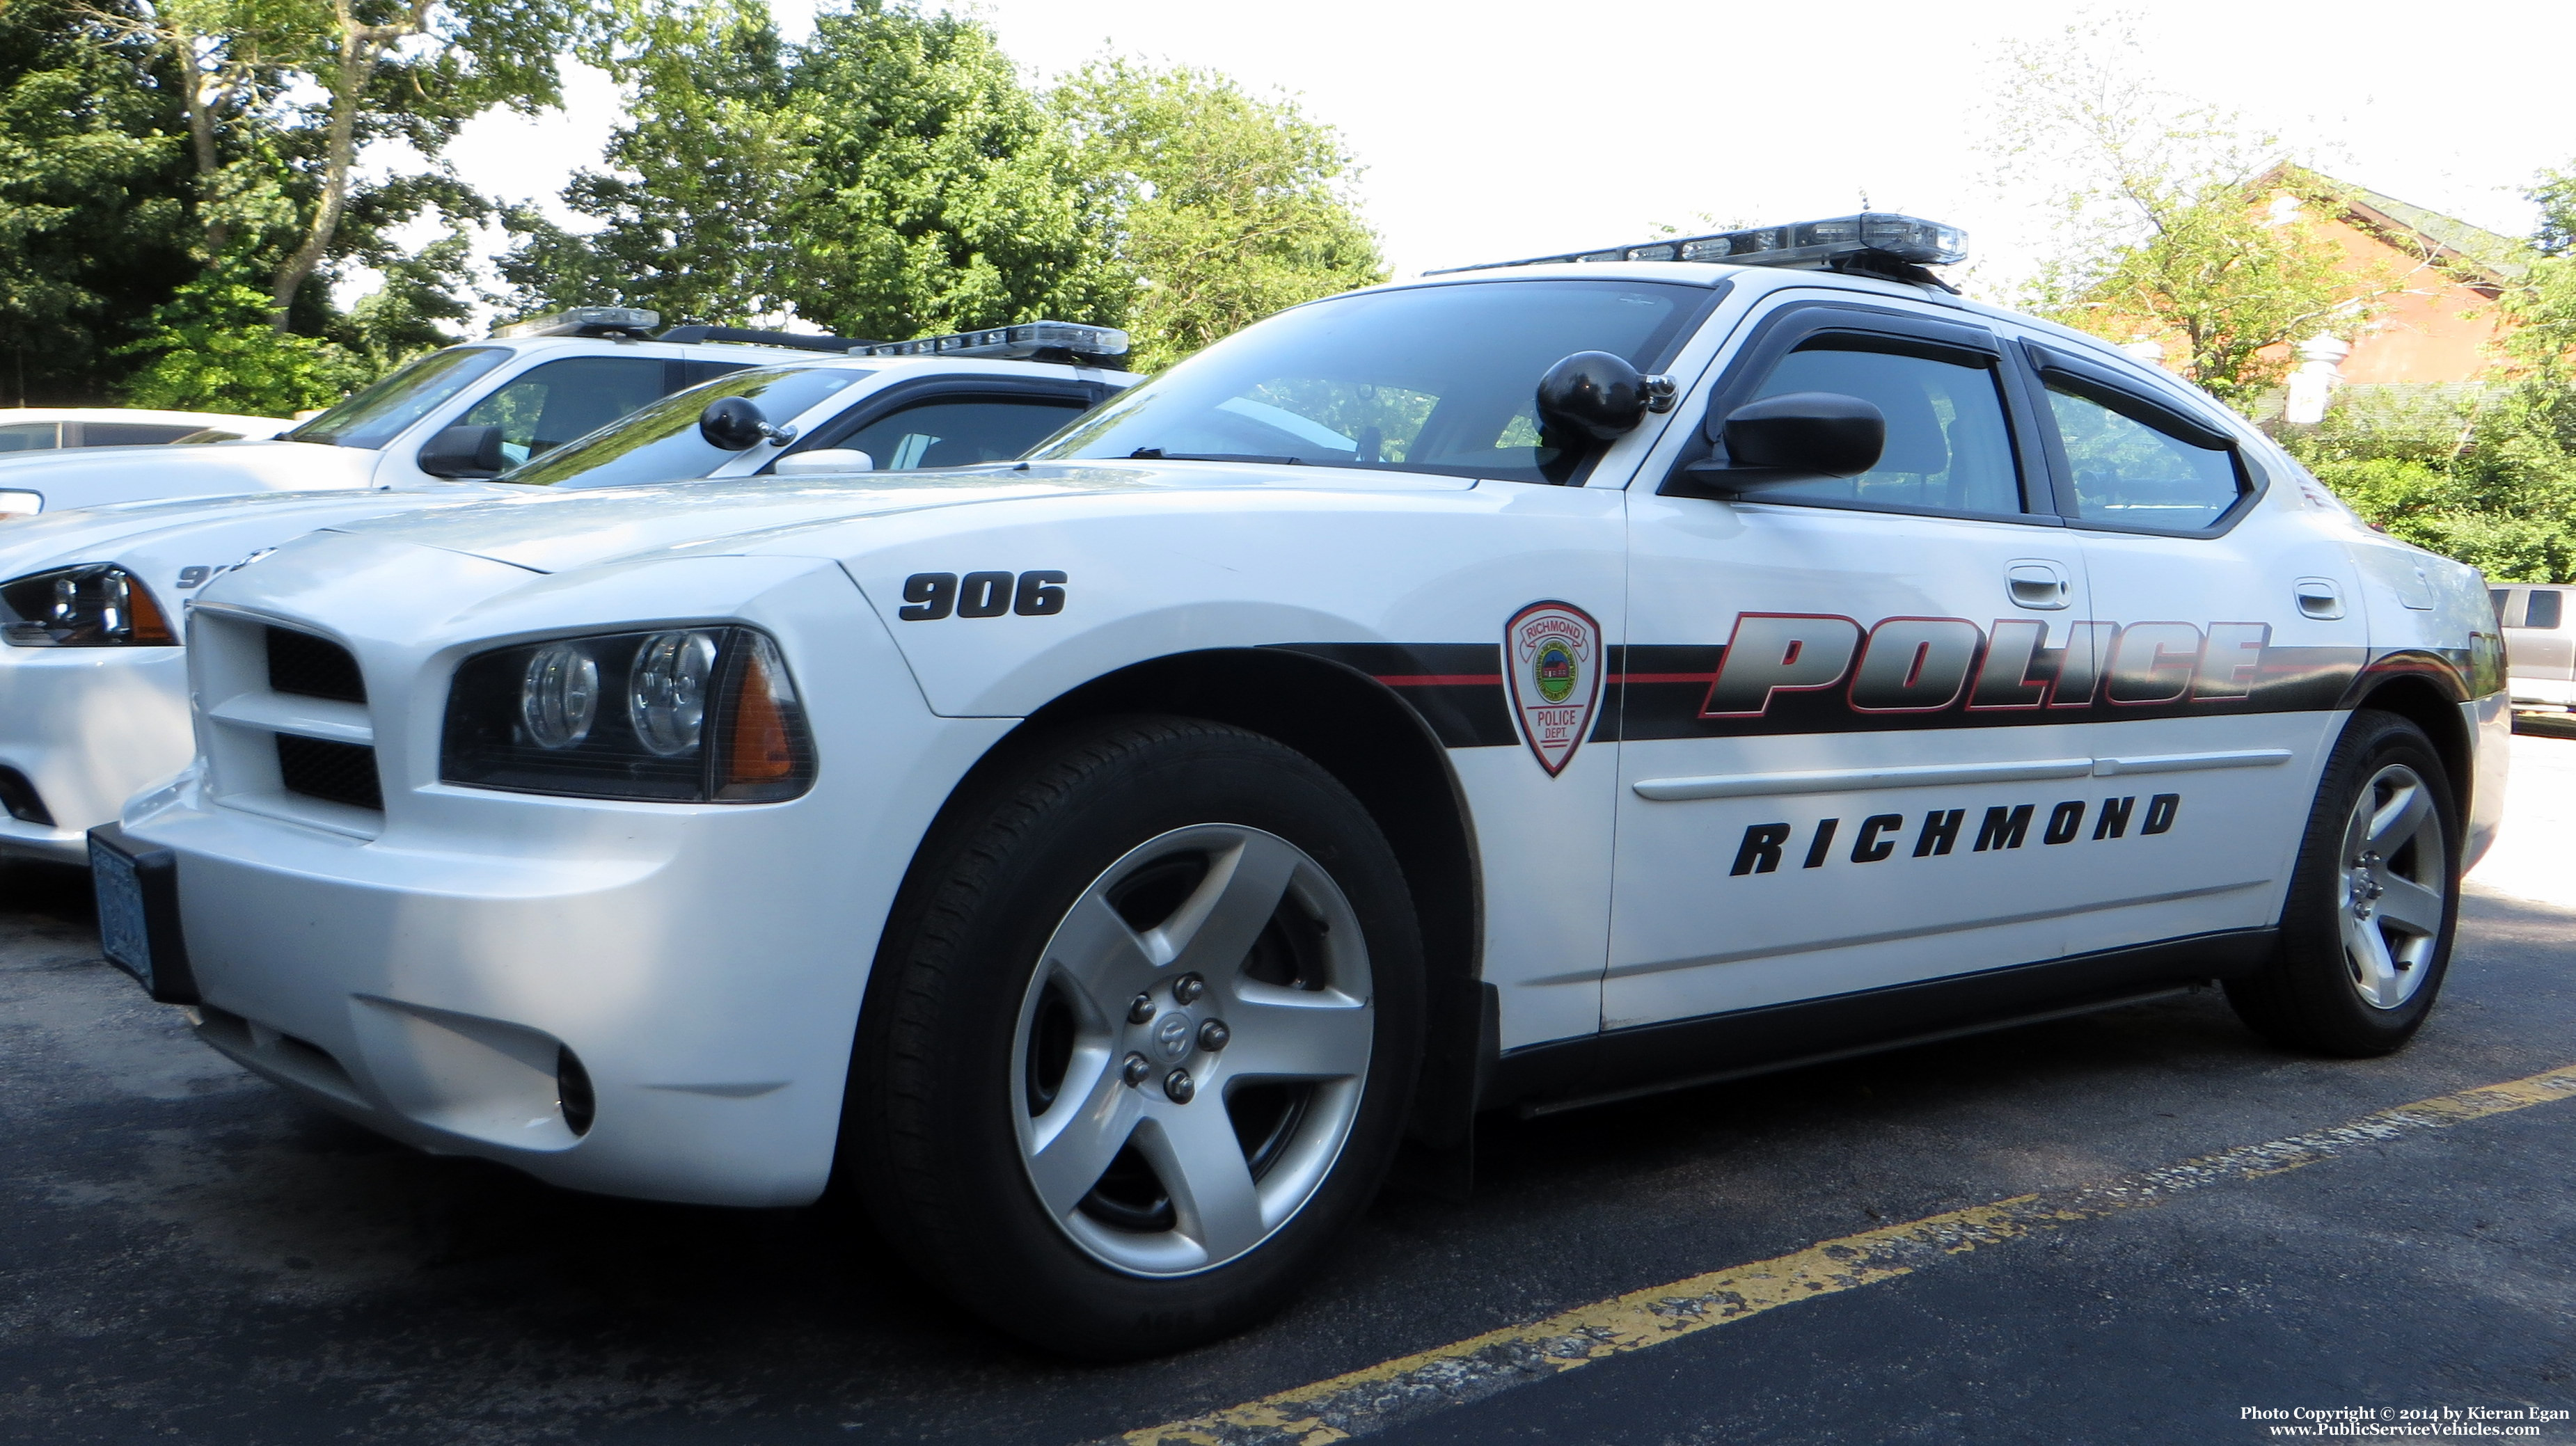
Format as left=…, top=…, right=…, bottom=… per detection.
left=2005, top=561, right=2071, bottom=610
left=2293, top=577, right=2345, bottom=621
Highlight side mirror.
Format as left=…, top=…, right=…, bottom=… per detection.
left=1536, top=351, right=1667, bottom=442
left=1712, top=392, right=1885, bottom=479
left=699, top=396, right=780, bottom=451
left=771, top=449, right=874, bottom=476
left=416, top=424, right=505, bottom=479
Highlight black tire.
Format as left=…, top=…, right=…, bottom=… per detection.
left=842, top=715, right=1423, bottom=1359
left=2227, top=710, right=2462, bottom=1056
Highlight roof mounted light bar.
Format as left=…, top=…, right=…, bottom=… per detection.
left=1429, top=213, right=1968, bottom=277
left=491, top=306, right=661, bottom=340
left=854, top=321, right=1130, bottom=367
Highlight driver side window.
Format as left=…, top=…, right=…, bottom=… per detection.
left=1740, top=340, right=2024, bottom=517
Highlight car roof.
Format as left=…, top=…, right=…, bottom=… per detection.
left=0, top=406, right=290, bottom=427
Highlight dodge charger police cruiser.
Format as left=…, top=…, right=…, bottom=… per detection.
left=0, top=327, right=1131, bottom=861
left=0, top=310, right=879, bottom=515
left=93, top=215, right=2506, bottom=1358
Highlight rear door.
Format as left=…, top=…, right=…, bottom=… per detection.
left=2504, top=586, right=2576, bottom=704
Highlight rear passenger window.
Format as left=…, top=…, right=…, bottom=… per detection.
left=1743, top=341, right=2023, bottom=516
left=2045, top=385, right=2245, bottom=532
left=459, top=357, right=668, bottom=466
left=0, top=423, right=59, bottom=452
left=80, top=422, right=198, bottom=446
left=2526, top=590, right=2563, bottom=630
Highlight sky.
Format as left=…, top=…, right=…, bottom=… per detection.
left=429, top=0, right=2576, bottom=314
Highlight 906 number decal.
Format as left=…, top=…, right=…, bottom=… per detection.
left=898, top=570, right=1068, bottom=621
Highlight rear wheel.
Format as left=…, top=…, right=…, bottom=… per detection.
left=845, top=717, right=1421, bottom=1358
left=2227, top=710, right=2460, bottom=1056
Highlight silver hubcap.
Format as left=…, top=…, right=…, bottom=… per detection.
left=1010, top=824, right=1373, bottom=1277
left=2337, top=763, right=2449, bottom=1010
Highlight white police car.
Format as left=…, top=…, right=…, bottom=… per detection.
left=0, top=310, right=880, bottom=515
left=93, top=216, right=2506, bottom=1358
left=0, top=328, right=1131, bottom=861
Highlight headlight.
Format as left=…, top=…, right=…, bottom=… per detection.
left=0, top=564, right=177, bottom=646
left=441, top=626, right=815, bottom=802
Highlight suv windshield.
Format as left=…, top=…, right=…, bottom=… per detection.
left=1030, top=280, right=1714, bottom=484
left=285, top=347, right=513, bottom=450
left=500, top=364, right=870, bottom=488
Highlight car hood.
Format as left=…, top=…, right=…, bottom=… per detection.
left=322, top=460, right=1474, bottom=574
left=0, top=439, right=379, bottom=511
left=0, top=484, right=520, bottom=578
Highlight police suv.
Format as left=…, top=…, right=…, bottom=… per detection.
left=0, top=325, right=1132, bottom=861
left=0, top=310, right=880, bottom=514
left=93, top=216, right=2506, bottom=1358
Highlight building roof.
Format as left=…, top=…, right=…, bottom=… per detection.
left=2263, top=164, right=2530, bottom=289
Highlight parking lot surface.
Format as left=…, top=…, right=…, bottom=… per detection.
left=6, top=735, right=2575, bottom=1446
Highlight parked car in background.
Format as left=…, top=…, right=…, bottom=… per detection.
left=0, top=328, right=1132, bottom=862
left=0, top=408, right=294, bottom=453
left=0, top=311, right=871, bottom=516
left=2495, top=583, right=2576, bottom=710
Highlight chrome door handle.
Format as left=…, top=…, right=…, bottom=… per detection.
left=2293, top=577, right=2345, bottom=620
left=2006, top=561, right=2071, bottom=610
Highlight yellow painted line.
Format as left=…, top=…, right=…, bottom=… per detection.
left=1113, top=1063, right=2576, bottom=1446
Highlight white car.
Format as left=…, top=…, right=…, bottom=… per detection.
left=95, top=215, right=2506, bottom=1358
left=0, top=312, right=875, bottom=516
left=0, top=407, right=294, bottom=454
left=0, top=336, right=1132, bottom=861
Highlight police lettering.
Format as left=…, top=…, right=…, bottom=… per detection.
left=1700, top=615, right=2272, bottom=720
left=1728, top=793, right=2181, bottom=876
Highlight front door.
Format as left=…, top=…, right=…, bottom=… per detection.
left=1607, top=301, right=2105, bottom=1031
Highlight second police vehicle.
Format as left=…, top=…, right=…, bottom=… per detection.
left=93, top=216, right=2506, bottom=1358
left=0, top=322, right=1133, bottom=859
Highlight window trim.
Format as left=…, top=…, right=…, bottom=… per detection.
left=1659, top=300, right=2061, bottom=527
left=763, top=377, right=1105, bottom=472
left=2018, top=341, right=2268, bottom=539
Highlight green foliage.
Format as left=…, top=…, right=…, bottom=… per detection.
left=1055, top=60, right=1383, bottom=372
left=116, top=265, right=369, bottom=414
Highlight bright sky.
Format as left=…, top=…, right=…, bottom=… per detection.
left=434, top=0, right=2576, bottom=309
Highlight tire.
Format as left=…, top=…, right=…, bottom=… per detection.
left=2227, top=710, right=2462, bottom=1056
left=843, top=715, right=1423, bottom=1358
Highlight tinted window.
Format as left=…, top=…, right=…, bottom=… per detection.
left=459, top=356, right=667, bottom=467
left=0, top=423, right=58, bottom=452
left=2046, top=384, right=2243, bottom=532
left=79, top=422, right=196, bottom=447
left=505, top=365, right=867, bottom=489
left=2526, top=589, right=2564, bottom=631
left=837, top=397, right=1089, bottom=470
left=287, top=347, right=512, bottom=449
left=1034, top=280, right=1714, bottom=484
left=1743, top=341, right=2022, bottom=515
left=2491, top=589, right=2511, bottom=622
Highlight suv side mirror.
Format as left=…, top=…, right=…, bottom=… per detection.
left=1536, top=351, right=1675, bottom=442
left=700, top=396, right=780, bottom=451
left=1687, top=392, right=1885, bottom=489
left=416, top=424, right=505, bottom=479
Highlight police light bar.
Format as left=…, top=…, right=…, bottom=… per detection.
left=1430, top=213, right=1968, bottom=275
left=854, top=321, right=1130, bottom=363
left=491, top=306, right=661, bottom=340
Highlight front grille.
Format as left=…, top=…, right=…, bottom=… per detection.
left=267, top=627, right=365, bottom=704
left=275, top=734, right=382, bottom=811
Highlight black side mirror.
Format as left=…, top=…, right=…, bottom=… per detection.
left=1536, top=351, right=1666, bottom=442
left=416, top=423, right=505, bottom=479
left=1713, top=392, right=1886, bottom=479
left=699, top=396, right=774, bottom=451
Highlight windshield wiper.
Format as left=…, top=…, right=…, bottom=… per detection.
left=1127, top=448, right=1302, bottom=464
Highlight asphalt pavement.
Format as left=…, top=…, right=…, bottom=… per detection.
left=5, top=733, right=2575, bottom=1445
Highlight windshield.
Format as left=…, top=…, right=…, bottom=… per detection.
left=1031, top=280, right=1715, bottom=484
left=285, top=346, right=513, bottom=450
left=500, top=365, right=871, bottom=488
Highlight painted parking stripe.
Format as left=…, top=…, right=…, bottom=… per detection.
left=1111, top=1064, right=2576, bottom=1446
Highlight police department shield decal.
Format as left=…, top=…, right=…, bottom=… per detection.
left=1503, top=601, right=1603, bottom=777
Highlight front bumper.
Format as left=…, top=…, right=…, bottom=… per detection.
left=0, top=644, right=191, bottom=863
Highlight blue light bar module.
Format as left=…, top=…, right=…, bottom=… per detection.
left=1430, top=213, right=1969, bottom=278
left=855, top=321, right=1131, bottom=365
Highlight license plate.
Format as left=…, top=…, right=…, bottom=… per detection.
left=88, top=825, right=193, bottom=1002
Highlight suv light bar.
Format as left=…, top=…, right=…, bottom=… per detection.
left=1430, top=213, right=1968, bottom=276
left=492, top=306, right=661, bottom=340
left=854, top=321, right=1130, bottom=365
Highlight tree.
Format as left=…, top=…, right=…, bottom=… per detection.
left=1981, top=17, right=2389, bottom=411
left=1054, top=60, right=1383, bottom=372
left=116, top=263, right=370, bottom=413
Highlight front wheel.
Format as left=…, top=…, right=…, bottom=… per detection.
left=2227, top=710, right=2461, bottom=1056
left=844, top=717, right=1423, bottom=1358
